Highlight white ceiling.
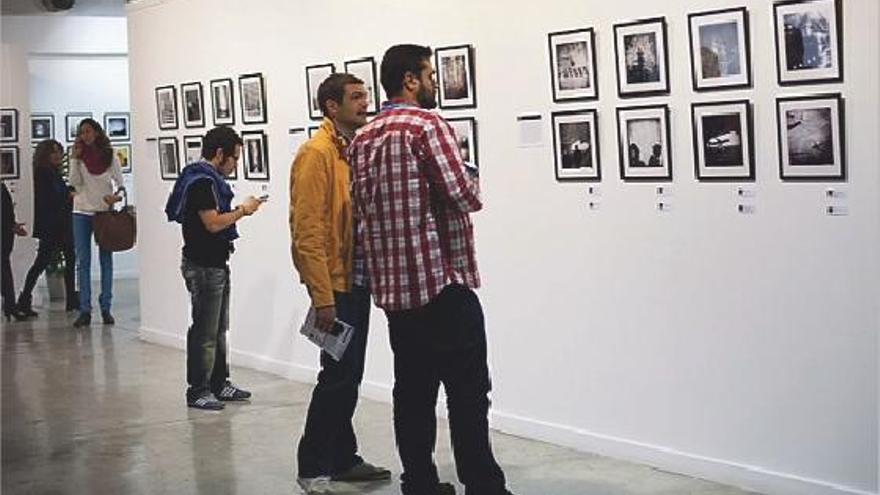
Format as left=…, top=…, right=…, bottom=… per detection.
left=1, top=0, right=126, bottom=17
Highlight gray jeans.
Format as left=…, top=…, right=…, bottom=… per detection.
left=181, top=258, right=230, bottom=398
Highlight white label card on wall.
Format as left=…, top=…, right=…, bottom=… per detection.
left=517, top=113, right=543, bottom=148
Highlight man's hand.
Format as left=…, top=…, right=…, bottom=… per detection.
left=103, top=194, right=122, bottom=206
left=13, top=223, right=27, bottom=236
left=314, top=306, right=336, bottom=333
left=240, top=196, right=263, bottom=216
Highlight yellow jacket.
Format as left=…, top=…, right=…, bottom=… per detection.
left=289, top=119, right=353, bottom=307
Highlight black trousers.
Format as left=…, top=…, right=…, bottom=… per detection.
left=386, top=284, right=506, bottom=495
left=1, top=234, right=14, bottom=311
left=20, top=237, right=76, bottom=305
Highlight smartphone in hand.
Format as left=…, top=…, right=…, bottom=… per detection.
left=258, top=193, right=269, bottom=202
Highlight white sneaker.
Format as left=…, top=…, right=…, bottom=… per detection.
left=297, top=476, right=332, bottom=494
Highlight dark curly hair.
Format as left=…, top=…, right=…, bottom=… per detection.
left=32, top=139, right=63, bottom=170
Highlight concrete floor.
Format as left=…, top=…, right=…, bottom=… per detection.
left=2, top=279, right=760, bottom=495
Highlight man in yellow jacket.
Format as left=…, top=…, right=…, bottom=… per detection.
left=289, top=73, right=391, bottom=493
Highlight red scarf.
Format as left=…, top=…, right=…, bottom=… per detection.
left=81, top=144, right=111, bottom=175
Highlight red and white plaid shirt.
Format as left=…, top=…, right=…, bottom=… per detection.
left=348, top=101, right=482, bottom=311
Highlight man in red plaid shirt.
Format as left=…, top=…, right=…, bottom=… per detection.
left=349, top=44, right=513, bottom=495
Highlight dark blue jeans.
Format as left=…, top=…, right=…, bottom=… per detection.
left=181, top=258, right=230, bottom=398
left=73, top=213, right=113, bottom=313
left=297, top=285, right=371, bottom=477
left=386, top=284, right=507, bottom=495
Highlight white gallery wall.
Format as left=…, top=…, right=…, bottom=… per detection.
left=126, top=1, right=879, bottom=494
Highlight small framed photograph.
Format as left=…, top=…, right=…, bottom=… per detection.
left=239, top=73, right=267, bottom=125
left=1, top=109, right=19, bottom=143
left=158, top=136, right=180, bottom=181
left=30, top=113, right=54, bottom=143
left=210, top=78, right=235, bottom=126
left=113, top=143, right=132, bottom=173
left=155, top=85, right=179, bottom=130
left=344, top=57, right=380, bottom=115
left=306, top=64, right=336, bottom=121
left=691, top=100, right=754, bottom=181
left=447, top=117, right=479, bottom=169
left=774, top=0, right=843, bottom=86
left=688, top=7, right=752, bottom=91
left=552, top=109, right=601, bottom=182
left=776, top=93, right=845, bottom=181
left=180, top=82, right=205, bottom=128
left=617, top=104, right=672, bottom=181
left=0, top=146, right=20, bottom=179
left=436, top=45, right=477, bottom=109
left=307, top=126, right=319, bottom=138
left=65, top=113, right=93, bottom=142
left=242, top=131, right=269, bottom=181
left=104, top=112, right=131, bottom=141
left=548, top=28, right=598, bottom=102
left=613, top=17, right=670, bottom=98
left=183, top=135, right=203, bottom=165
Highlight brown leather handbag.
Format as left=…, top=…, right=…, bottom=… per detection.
left=93, top=189, right=137, bottom=252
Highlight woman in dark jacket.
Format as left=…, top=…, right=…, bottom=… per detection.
left=16, top=139, right=77, bottom=316
left=2, top=181, right=28, bottom=320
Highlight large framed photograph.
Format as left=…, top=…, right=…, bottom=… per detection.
left=306, top=64, right=336, bottom=121
left=617, top=105, right=672, bottom=181
left=344, top=57, right=380, bottom=115
left=613, top=17, right=670, bottom=98
left=447, top=117, right=479, bottom=169
left=776, top=93, right=844, bottom=181
left=183, top=135, right=203, bottom=165
left=103, top=112, right=131, bottom=141
left=158, top=136, right=180, bottom=181
left=114, top=143, right=132, bottom=174
left=1, top=109, right=19, bottom=143
left=65, top=113, right=92, bottom=143
left=773, top=0, right=843, bottom=86
left=436, top=45, right=477, bottom=109
left=181, top=82, right=205, bottom=129
left=548, top=28, right=598, bottom=102
left=30, top=113, right=54, bottom=143
left=691, top=100, right=754, bottom=181
left=155, top=85, right=179, bottom=130
left=552, top=109, right=601, bottom=182
left=0, top=146, right=20, bottom=179
left=210, top=78, right=235, bottom=126
left=688, top=7, right=752, bottom=91
left=239, top=73, right=267, bottom=125
left=242, top=131, right=269, bottom=181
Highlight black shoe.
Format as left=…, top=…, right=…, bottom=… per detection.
left=3, top=306, right=28, bottom=322
left=436, top=483, right=456, bottom=495
left=101, top=311, right=115, bottom=325
left=187, top=392, right=225, bottom=410
left=331, top=461, right=392, bottom=482
left=73, top=313, right=91, bottom=328
left=213, top=381, right=251, bottom=401
left=15, top=294, right=37, bottom=318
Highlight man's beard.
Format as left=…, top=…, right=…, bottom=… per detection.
left=416, top=85, right=437, bottom=110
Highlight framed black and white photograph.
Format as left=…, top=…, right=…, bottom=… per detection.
left=688, top=7, right=752, bottom=91
left=306, top=64, right=336, bottom=121
left=30, top=113, right=54, bottom=143
left=65, top=113, right=93, bottom=142
left=239, top=73, right=267, bottom=125
left=158, top=136, right=180, bottom=181
left=548, top=28, right=598, bottom=102
left=180, top=82, right=205, bottom=128
left=692, top=100, right=754, bottom=181
left=617, top=105, right=672, bottom=181
left=447, top=117, right=479, bottom=169
left=774, top=0, right=843, bottom=86
left=0, top=146, right=20, bottom=179
left=1, top=109, right=19, bottom=143
left=155, top=85, right=178, bottom=130
left=103, top=112, right=130, bottom=141
left=114, top=143, right=132, bottom=174
left=183, top=135, right=203, bottom=165
left=242, top=131, right=269, bottom=181
left=552, top=109, right=601, bottom=182
left=776, top=93, right=844, bottom=181
left=344, top=57, right=381, bottom=115
left=210, top=78, right=235, bottom=126
left=613, top=17, right=670, bottom=98
left=436, top=45, right=477, bottom=109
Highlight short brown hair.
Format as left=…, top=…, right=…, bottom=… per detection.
left=317, top=73, right=364, bottom=116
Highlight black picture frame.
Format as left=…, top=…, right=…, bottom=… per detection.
left=344, top=57, right=381, bottom=115
left=447, top=117, right=479, bottom=169
left=548, top=28, right=599, bottom=102
left=307, top=126, right=319, bottom=138
left=113, top=143, right=132, bottom=174
left=180, top=82, right=206, bottom=129
left=183, top=134, right=204, bottom=166
left=306, top=64, right=336, bottom=121
left=435, top=45, right=477, bottom=110
left=613, top=17, right=670, bottom=98
left=691, top=100, right=755, bottom=182
left=688, top=7, right=752, bottom=92
left=551, top=109, right=601, bottom=182
left=158, top=136, right=180, bottom=181
left=773, top=0, right=843, bottom=86
left=776, top=93, right=845, bottom=181
left=65, top=112, right=93, bottom=143
left=239, top=73, right=268, bottom=125
left=155, top=85, right=179, bottom=130
left=242, top=130, right=269, bottom=181
left=0, top=146, right=20, bottom=179
left=616, top=104, right=672, bottom=182
left=210, top=78, right=235, bottom=126
left=1, top=108, right=19, bottom=143
left=30, top=113, right=54, bottom=143
left=104, top=112, right=131, bottom=141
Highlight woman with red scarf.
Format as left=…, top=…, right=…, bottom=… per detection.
left=68, top=118, right=125, bottom=328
